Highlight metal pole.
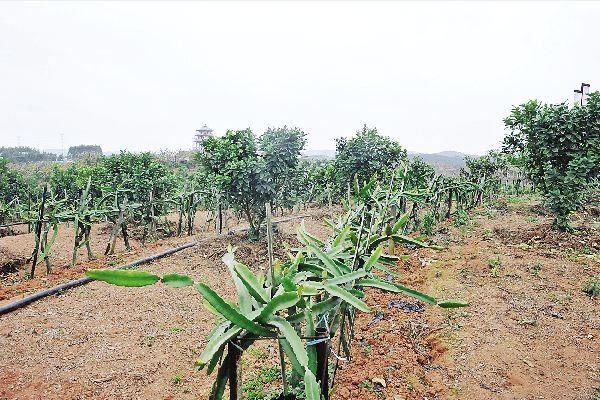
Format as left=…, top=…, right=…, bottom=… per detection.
left=277, top=338, right=289, bottom=396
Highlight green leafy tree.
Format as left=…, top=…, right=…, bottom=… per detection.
left=197, top=129, right=268, bottom=237
left=0, top=158, right=20, bottom=201
left=48, top=163, right=96, bottom=206
left=460, top=150, right=509, bottom=201
left=0, top=147, right=59, bottom=163
left=0, top=158, right=39, bottom=223
left=259, top=126, right=307, bottom=208
left=96, top=152, right=178, bottom=215
left=303, top=160, right=336, bottom=205
left=196, top=127, right=305, bottom=237
left=503, top=93, right=600, bottom=230
left=334, top=125, right=407, bottom=195
left=406, top=156, right=436, bottom=192
left=67, top=145, right=103, bottom=159
left=461, top=151, right=508, bottom=182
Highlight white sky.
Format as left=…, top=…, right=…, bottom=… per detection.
left=1, top=1, right=599, bottom=154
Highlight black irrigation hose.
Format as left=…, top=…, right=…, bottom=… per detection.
left=0, top=212, right=317, bottom=316
left=0, top=241, right=198, bottom=317
left=0, top=221, right=30, bottom=228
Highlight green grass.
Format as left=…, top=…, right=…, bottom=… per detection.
left=422, top=212, right=435, bottom=235
left=172, top=373, right=184, bottom=385
left=453, top=209, right=470, bottom=227
left=507, top=196, right=526, bottom=204
left=361, top=342, right=372, bottom=356
left=566, top=247, right=599, bottom=263
left=107, top=258, right=124, bottom=267
left=488, top=256, right=502, bottom=278
left=246, top=346, right=269, bottom=361
left=529, top=263, right=542, bottom=277
left=482, top=228, right=494, bottom=240
left=242, top=365, right=281, bottom=400
left=583, top=276, right=600, bottom=298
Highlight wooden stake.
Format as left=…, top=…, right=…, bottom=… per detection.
left=30, top=185, right=48, bottom=279
left=106, top=197, right=127, bottom=255
left=446, top=188, right=453, bottom=219
left=316, top=327, right=330, bottom=399
left=228, top=341, right=242, bottom=400
left=41, top=222, right=52, bottom=274
left=187, top=193, right=194, bottom=236
left=218, top=203, right=223, bottom=235
left=265, top=203, right=274, bottom=289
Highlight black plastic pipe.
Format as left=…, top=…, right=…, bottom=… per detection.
left=0, top=221, right=30, bottom=228
left=0, top=212, right=316, bottom=317
left=0, top=241, right=198, bottom=316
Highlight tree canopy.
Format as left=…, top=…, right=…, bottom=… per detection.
left=68, top=145, right=103, bottom=159
left=0, top=146, right=59, bottom=163
left=196, top=127, right=306, bottom=237
left=503, top=93, right=600, bottom=229
left=333, top=125, right=407, bottom=194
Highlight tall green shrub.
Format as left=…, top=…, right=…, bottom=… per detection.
left=196, top=127, right=306, bottom=237
left=334, top=125, right=406, bottom=195
left=95, top=152, right=178, bottom=222
left=503, top=93, right=600, bottom=230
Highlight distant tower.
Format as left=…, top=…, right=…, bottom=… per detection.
left=194, top=124, right=214, bottom=150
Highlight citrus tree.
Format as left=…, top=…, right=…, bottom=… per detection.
left=460, top=150, right=509, bottom=205
left=334, top=125, right=407, bottom=197
left=48, top=162, right=97, bottom=207
left=196, top=127, right=306, bottom=237
left=0, top=158, right=38, bottom=224
left=260, top=126, right=307, bottom=209
left=406, top=156, right=436, bottom=192
left=96, top=152, right=177, bottom=208
left=503, top=93, right=600, bottom=230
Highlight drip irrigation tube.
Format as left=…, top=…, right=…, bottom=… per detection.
left=0, top=212, right=318, bottom=316
left=0, top=221, right=30, bottom=228
left=0, top=241, right=198, bottom=316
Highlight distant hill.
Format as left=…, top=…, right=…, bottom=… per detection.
left=41, top=146, right=468, bottom=176
left=408, top=151, right=470, bottom=176
left=432, top=151, right=467, bottom=159
left=302, top=149, right=336, bottom=160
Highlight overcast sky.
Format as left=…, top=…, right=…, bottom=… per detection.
left=1, top=1, right=599, bottom=154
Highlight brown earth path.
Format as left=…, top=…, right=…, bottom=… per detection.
left=1, top=200, right=598, bottom=400
left=0, top=215, right=331, bottom=400
left=0, top=208, right=317, bottom=302
left=0, top=209, right=231, bottom=301
left=332, top=199, right=599, bottom=400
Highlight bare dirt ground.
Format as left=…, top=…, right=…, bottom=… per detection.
left=0, top=208, right=315, bottom=302
left=1, top=199, right=598, bottom=400
left=332, top=198, right=599, bottom=400
left=0, top=211, right=332, bottom=400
